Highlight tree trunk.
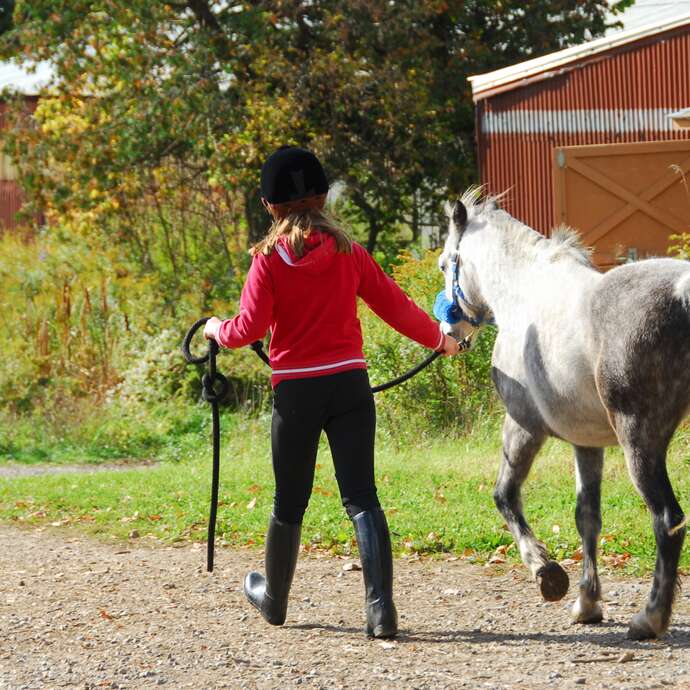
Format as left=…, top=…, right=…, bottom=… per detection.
left=351, top=189, right=381, bottom=254
left=411, top=190, right=420, bottom=243
left=244, top=188, right=269, bottom=249
left=366, top=220, right=380, bottom=254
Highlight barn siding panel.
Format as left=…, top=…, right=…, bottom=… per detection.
left=477, top=26, right=690, bottom=234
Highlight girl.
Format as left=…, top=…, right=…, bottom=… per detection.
left=204, top=146, right=459, bottom=638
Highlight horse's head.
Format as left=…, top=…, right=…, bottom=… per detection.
left=436, top=192, right=493, bottom=346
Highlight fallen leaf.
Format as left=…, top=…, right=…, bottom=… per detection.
left=603, top=552, right=631, bottom=568
left=552, top=524, right=561, bottom=534
left=433, top=487, right=447, bottom=503
left=246, top=498, right=257, bottom=511
left=148, top=514, right=161, bottom=522
left=247, top=484, right=261, bottom=494
left=342, top=562, right=362, bottom=572
left=99, top=609, right=114, bottom=621
left=559, top=558, right=579, bottom=567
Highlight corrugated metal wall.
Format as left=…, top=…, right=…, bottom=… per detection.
left=0, top=98, right=36, bottom=232
left=0, top=180, right=24, bottom=228
left=477, top=25, right=690, bottom=235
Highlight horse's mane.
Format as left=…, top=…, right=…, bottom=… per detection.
left=457, top=187, right=592, bottom=268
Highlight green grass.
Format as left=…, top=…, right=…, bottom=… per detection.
left=1, top=406, right=689, bottom=575
left=0, top=401, right=211, bottom=464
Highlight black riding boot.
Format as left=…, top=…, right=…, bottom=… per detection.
left=352, top=508, right=398, bottom=638
left=244, top=514, right=301, bottom=625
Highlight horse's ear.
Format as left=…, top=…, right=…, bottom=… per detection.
left=453, top=200, right=467, bottom=230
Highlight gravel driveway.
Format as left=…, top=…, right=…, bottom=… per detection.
left=1, top=526, right=688, bottom=689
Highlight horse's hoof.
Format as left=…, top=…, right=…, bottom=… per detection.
left=627, top=611, right=665, bottom=640
left=572, top=597, right=603, bottom=624
left=536, top=561, right=569, bottom=602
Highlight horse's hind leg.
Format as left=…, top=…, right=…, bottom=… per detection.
left=616, top=418, right=686, bottom=639
left=572, top=446, right=604, bottom=623
left=494, top=414, right=569, bottom=602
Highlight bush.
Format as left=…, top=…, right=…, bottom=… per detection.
left=0, top=225, right=498, bottom=461
left=361, top=249, right=499, bottom=442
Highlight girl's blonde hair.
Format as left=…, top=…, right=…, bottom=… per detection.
left=250, top=207, right=352, bottom=258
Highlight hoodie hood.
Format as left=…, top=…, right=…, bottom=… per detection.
left=275, top=231, right=337, bottom=274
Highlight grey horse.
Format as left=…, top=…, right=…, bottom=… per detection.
left=438, top=188, right=688, bottom=640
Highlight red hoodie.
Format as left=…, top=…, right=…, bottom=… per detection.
left=216, top=231, right=443, bottom=386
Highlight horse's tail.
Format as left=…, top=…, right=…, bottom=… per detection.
left=674, top=270, right=690, bottom=308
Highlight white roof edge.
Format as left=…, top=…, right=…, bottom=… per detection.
left=0, top=61, right=55, bottom=96
left=469, top=12, right=690, bottom=98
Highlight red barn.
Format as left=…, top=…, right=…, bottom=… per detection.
left=469, top=13, right=690, bottom=268
left=0, top=62, right=50, bottom=231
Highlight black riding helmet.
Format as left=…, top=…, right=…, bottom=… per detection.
left=260, top=146, right=329, bottom=204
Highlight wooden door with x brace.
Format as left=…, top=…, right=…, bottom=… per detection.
left=553, top=140, right=690, bottom=270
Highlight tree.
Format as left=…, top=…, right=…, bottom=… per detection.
left=0, top=0, right=634, bottom=255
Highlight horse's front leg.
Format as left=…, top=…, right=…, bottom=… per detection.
left=494, top=414, right=570, bottom=601
left=572, top=446, right=604, bottom=623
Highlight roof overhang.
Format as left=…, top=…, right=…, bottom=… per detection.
left=0, top=61, right=54, bottom=96
left=469, top=13, right=690, bottom=102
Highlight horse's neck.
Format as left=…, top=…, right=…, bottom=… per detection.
left=467, top=230, right=599, bottom=326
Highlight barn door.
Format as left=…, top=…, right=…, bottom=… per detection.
left=553, top=140, right=690, bottom=269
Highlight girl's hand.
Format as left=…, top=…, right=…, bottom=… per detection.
left=440, top=334, right=460, bottom=356
left=203, top=316, right=222, bottom=341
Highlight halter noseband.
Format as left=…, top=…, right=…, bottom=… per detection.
left=433, top=248, right=494, bottom=328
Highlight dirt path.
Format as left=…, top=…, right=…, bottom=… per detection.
left=0, top=526, right=688, bottom=690
left=0, top=462, right=155, bottom=479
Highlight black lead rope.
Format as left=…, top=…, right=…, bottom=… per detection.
left=181, top=318, right=229, bottom=572
left=182, top=320, right=446, bottom=572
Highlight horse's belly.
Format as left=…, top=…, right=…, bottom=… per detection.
left=540, top=409, right=618, bottom=447
left=530, top=375, right=618, bottom=446
left=494, top=328, right=619, bottom=447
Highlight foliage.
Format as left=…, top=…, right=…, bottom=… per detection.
left=0, top=0, right=633, bottom=252
left=0, top=400, right=210, bottom=464
left=0, top=219, right=493, bottom=440
left=0, top=221, right=266, bottom=422
left=668, top=233, right=690, bottom=260
left=362, top=249, right=499, bottom=442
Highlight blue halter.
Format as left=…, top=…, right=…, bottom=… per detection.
left=433, top=256, right=494, bottom=328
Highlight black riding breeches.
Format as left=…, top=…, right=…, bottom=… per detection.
left=271, top=369, right=379, bottom=524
